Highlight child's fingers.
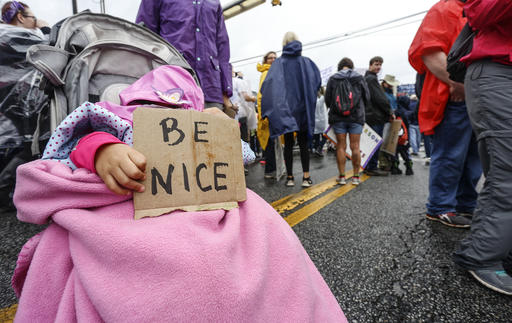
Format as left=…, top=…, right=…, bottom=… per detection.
left=104, top=174, right=130, bottom=196
left=121, top=158, right=146, bottom=181
left=128, top=150, right=147, bottom=172
left=112, top=168, right=145, bottom=193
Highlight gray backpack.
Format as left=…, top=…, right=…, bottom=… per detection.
left=27, top=11, right=198, bottom=154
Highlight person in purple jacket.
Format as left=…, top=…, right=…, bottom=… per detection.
left=135, top=0, right=236, bottom=117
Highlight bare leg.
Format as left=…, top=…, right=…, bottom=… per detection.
left=349, top=133, right=361, bottom=175
left=336, top=133, right=347, bottom=175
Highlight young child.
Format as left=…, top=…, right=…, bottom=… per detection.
left=388, top=121, right=413, bottom=175
left=391, top=96, right=414, bottom=175
left=12, top=65, right=346, bottom=322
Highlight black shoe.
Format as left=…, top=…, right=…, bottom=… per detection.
left=364, top=169, right=389, bottom=176
left=391, top=166, right=402, bottom=175
left=405, top=160, right=414, bottom=175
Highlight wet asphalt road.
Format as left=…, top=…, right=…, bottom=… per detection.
left=2, top=150, right=512, bottom=322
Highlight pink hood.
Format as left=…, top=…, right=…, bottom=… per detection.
left=120, top=65, right=204, bottom=111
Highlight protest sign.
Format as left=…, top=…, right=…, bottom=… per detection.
left=324, top=123, right=382, bottom=169
left=132, top=107, right=246, bottom=219
left=380, top=119, right=402, bottom=155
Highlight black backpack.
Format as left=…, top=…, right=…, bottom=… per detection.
left=447, top=22, right=476, bottom=83
left=333, top=77, right=361, bottom=117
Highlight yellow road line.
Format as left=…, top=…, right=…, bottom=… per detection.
left=271, top=170, right=355, bottom=214
left=0, top=304, right=17, bottom=323
left=284, top=174, right=369, bottom=227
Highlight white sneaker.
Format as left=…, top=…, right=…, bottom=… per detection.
left=302, top=177, right=313, bottom=187
left=285, top=177, right=294, bottom=187
left=352, top=176, right=360, bottom=185
left=336, top=176, right=346, bottom=185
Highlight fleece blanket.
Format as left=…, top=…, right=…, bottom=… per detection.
left=12, top=160, right=346, bottom=323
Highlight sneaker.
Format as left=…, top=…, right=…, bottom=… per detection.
left=336, top=176, right=346, bottom=185
left=264, top=172, right=276, bottom=179
left=425, top=212, right=471, bottom=228
left=469, top=269, right=512, bottom=295
left=364, top=168, right=389, bottom=176
left=391, top=166, right=402, bottom=175
left=424, top=157, right=431, bottom=166
left=352, top=176, right=360, bottom=186
left=285, top=176, right=294, bottom=187
left=302, top=177, right=313, bottom=187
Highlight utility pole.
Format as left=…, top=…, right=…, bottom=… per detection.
left=72, top=0, right=78, bottom=14
left=100, top=0, right=106, bottom=13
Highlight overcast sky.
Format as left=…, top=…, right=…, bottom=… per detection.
left=26, top=0, right=439, bottom=91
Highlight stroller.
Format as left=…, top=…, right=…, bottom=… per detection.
left=1, top=11, right=197, bottom=208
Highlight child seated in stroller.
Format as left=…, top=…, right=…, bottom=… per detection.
left=12, top=65, right=346, bottom=322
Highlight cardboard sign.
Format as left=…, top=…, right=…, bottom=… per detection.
left=133, top=107, right=246, bottom=219
left=324, top=123, right=382, bottom=169
left=380, top=120, right=402, bottom=155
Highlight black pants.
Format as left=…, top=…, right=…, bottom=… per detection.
left=284, top=131, right=309, bottom=177
left=263, top=137, right=276, bottom=173
left=394, top=144, right=411, bottom=163
left=239, top=117, right=249, bottom=142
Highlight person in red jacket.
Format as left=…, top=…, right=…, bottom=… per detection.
left=453, top=0, right=512, bottom=295
left=408, top=0, right=482, bottom=229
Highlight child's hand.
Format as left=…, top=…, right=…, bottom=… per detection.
left=203, top=107, right=230, bottom=119
left=95, top=143, right=147, bottom=195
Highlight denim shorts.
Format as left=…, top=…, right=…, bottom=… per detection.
left=331, top=121, right=363, bottom=134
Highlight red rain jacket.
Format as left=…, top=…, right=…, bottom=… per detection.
left=408, top=0, right=466, bottom=135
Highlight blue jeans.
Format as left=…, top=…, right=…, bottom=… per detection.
left=427, top=102, right=482, bottom=215
left=409, top=124, right=420, bottom=154
left=331, top=121, right=363, bottom=134
left=366, top=123, right=384, bottom=170
left=423, top=134, right=433, bottom=157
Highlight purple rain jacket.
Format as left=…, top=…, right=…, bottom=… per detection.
left=136, top=0, right=232, bottom=104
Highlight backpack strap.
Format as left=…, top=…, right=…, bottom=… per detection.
left=26, top=44, right=70, bottom=86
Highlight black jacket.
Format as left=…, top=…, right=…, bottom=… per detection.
left=364, top=71, right=393, bottom=125
left=325, top=69, right=369, bottom=126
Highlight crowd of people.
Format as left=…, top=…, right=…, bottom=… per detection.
left=234, top=49, right=421, bottom=187
left=2, top=0, right=511, bottom=321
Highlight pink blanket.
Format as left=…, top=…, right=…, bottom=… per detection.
left=13, top=160, right=346, bottom=322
